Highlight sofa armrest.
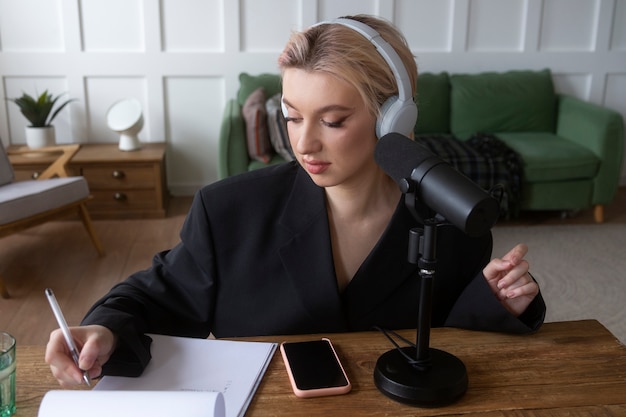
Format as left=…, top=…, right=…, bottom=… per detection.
left=218, top=99, right=250, bottom=179
left=556, top=95, right=624, bottom=204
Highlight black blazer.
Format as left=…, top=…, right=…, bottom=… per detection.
left=83, top=162, right=545, bottom=376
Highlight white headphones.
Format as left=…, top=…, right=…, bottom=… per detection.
left=281, top=18, right=418, bottom=139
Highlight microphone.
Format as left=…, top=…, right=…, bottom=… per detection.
left=375, top=133, right=500, bottom=237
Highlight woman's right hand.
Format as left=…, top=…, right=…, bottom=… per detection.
left=45, top=324, right=117, bottom=387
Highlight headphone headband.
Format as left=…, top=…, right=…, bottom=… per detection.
left=328, top=18, right=413, bottom=102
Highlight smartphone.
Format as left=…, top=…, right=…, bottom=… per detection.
left=280, top=338, right=352, bottom=398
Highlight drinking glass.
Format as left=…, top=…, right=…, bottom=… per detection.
left=0, top=332, right=16, bottom=417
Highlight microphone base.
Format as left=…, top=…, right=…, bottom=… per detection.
left=374, top=347, right=468, bottom=407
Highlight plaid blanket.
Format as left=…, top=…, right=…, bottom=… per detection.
left=415, top=133, right=523, bottom=218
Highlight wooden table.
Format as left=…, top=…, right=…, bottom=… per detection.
left=15, top=320, right=626, bottom=416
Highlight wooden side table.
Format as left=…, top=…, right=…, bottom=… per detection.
left=8, top=143, right=168, bottom=219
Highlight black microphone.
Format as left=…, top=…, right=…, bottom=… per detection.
left=375, top=133, right=499, bottom=237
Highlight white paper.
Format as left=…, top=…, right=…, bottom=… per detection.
left=94, top=335, right=277, bottom=417
left=38, top=390, right=225, bottom=417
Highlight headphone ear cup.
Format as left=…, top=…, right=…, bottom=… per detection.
left=281, top=95, right=288, bottom=118
left=376, top=96, right=418, bottom=139
left=376, top=96, right=396, bottom=138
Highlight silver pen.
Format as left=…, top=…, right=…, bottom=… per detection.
left=45, top=288, right=92, bottom=387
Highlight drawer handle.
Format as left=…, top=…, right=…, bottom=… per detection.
left=112, top=170, right=125, bottom=179
left=31, top=172, right=40, bottom=179
left=114, top=192, right=127, bottom=201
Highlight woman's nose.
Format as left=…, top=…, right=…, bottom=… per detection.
left=292, top=123, right=321, bottom=155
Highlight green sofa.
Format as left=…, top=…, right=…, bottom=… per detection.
left=218, top=69, right=624, bottom=222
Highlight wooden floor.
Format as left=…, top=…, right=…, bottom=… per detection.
left=1, top=188, right=625, bottom=346
left=0, top=197, right=192, bottom=345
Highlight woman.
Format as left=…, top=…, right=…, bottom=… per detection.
left=46, top=15, right=545, bottom=386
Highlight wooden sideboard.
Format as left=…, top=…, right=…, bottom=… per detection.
left=8, top=143, right=168, bottom=219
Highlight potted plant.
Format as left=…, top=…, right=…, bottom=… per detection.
left=7, top=90, right=75, bottom=148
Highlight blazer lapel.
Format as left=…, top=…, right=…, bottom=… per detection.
left=277, top=168, right=347, bottom=331
left=343, top=200, right=420, bottom=324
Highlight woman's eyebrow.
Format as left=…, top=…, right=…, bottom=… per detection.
left=282, top=97, right=354, bottom=115
left=317, top=104, right=355, bottom=114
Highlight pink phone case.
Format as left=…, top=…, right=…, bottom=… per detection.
left=280, top=338, right=352, bottom=398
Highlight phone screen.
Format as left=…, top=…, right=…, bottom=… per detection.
left=281, top=339, right=349, bottom=391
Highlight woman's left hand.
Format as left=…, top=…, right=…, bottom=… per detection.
left=483, top=243, right=539, bottom=317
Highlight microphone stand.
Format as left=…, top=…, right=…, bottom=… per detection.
left=373, top=190, right=468, bottom=406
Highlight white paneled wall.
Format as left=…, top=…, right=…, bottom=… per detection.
left=0, top=0, right=625, bottom=195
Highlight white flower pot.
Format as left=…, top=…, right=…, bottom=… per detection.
left=25, top=126, right=56, bottom=148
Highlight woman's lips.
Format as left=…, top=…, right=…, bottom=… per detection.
left=303, top=160, right=330, bottom=175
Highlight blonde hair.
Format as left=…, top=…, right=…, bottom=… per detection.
left=278, top=14, right=417, bottom=119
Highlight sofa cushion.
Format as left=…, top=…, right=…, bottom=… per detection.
left=0, top=176, right=89, bottom=224
left=450, top=69, right=557, bottom=139
left=414, top=72, right=451, bottom=135
left=242, top=87, right=273, bottom=164
left=237, top=73, right=282, bottom=107
left=497, top=132, right=599, bottom=182
left=266, top=93, right=294, bottom=161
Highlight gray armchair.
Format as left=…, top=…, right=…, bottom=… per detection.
left=0, top=142, right=105, bottom=298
